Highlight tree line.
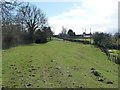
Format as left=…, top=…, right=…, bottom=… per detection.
left=58, top=26, right=119, bottom=49
left=2, top=0, right=53, bottom=49
left=1, top=0, right=119, bottom=50
left=58, top=26, right=76, bottom=39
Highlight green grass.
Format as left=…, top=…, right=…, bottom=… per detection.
left=2, top=40, right=118, bottom=88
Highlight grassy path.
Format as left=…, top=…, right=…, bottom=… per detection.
left=2, top=40, right=118, bottom=88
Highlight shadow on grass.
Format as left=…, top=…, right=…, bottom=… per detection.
left=2, top=41, right=51, bottom=50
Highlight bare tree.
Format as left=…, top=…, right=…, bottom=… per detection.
left=61, top=26, right=67, bottom=35
left=58, top=26, right=67, bottom=39
left=1, top=1, right=48, bottom=48
left=1, top=0, right=21, bottom=24
left=1, top=0, right=23, bottom=49
left=17, top=3, right=47, bottom=43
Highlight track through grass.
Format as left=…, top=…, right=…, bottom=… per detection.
left=2, top=40, right=118, bottom=88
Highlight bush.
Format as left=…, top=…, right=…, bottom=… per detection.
left=92, top=32, right=113, bottom=48
left=35, top=29, right=47, bottom=43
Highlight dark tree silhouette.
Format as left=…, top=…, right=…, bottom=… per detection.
left=67, top=29, right=75, bottom=37
left=35, top=29, right=47, bottom=43
left=17, top=3, right=47, bottom=43
left=43, top=27, right=53, bottom=40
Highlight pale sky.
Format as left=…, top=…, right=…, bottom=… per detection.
left=24, top=0, right=119, bottom=35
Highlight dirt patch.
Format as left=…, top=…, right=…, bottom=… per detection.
left=91, top=67, right=95, bottom=70
left=107, top=81, right=113, bottom=84
left=91, top=70, right=101, bottom=77
left=26, top=84, right=31, bottom=87
left=90, top=68, right=114, bottom=84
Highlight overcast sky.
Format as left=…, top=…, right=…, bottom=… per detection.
left=25, top=0, right=119, bottom=35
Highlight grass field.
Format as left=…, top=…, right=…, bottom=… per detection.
left=2, top=40, right=118, bottom=88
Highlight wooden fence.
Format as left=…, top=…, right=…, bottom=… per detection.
left=58, top=37, right=120, bottom=64
left=99, top=46, right=120, bottom=64
left=65, top=39, right=120, bottom=64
